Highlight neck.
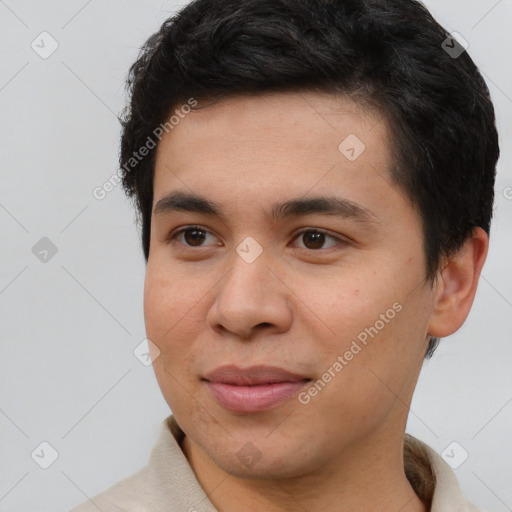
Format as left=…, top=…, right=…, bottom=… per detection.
left=182, top=429, right=428, bottom=512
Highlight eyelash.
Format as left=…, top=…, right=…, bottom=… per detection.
left=168, top=225, right=347, bottom=251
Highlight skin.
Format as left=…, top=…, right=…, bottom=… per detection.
left=144, top=91, right=488, bottom=512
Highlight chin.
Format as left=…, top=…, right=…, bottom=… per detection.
left=197, top=424, right=321, bottom=480
left=212, top=446, right=309, bottom=480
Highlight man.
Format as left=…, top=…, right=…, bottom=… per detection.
left=72, top=0, right=499, bottom=510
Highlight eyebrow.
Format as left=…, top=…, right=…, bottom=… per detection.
left=153, top=191, right=379, bottom=225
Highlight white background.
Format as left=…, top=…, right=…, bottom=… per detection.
left=0, top=1, right=510, bottom=511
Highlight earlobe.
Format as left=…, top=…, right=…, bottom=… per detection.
left=427, top=227, right=489, bottom=338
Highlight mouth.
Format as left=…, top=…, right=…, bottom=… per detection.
left=203, top=365, right=312, bottom=413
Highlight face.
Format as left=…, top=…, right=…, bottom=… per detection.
left=144, top=91, right=437, bottom=479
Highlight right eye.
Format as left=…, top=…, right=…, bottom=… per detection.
left=169, top=225, right=222, bottom=248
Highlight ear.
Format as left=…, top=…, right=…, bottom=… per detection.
left=427, top=227, right=489, bottom=338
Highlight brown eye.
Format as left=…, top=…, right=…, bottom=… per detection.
left=183, top=229, right=207, bottom=246
left=303, top=231, right=325, bottom=249
left=293, top=229, right=342, bottom=250
left=171, top=226, right=220, bottom=248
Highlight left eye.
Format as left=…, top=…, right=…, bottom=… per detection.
left=171, top=227, right=220, bottom=247
left=292, top=230, right=342, bottom=250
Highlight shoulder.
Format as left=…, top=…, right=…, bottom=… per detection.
left=69, top=416, right=210, bottom=512
left=69, top=464, right=158, bottom=512
left=404, top=434, right=486, bottom=512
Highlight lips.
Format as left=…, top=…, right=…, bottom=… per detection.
left=203, top=365, right=311, bottom=413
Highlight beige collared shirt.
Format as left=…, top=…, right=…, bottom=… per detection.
left=70, top=416, right=482, bottom=512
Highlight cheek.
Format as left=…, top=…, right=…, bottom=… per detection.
left=144, top=267, right=206, bottom=413
left=296, top=270, right=396, bottom=347
left=143, top=271, right=174, bottom=342
left=300, top=269, right=427, bottom=407
left=144, top=260, right=204, bottom=337
left=320, top=297, right=428, bottom=416
left=144, top=266, right=198, bottom=363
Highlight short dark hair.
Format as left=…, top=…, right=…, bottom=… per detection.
left=119, top=0, right=499, bottom=358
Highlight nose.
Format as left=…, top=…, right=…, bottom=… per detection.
left=207, top=250, right=293, bottom=340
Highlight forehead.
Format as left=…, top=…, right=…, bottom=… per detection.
left=159, top=91, right=387, bottom=152
left=157, top=92, right=390, bottom=171
left=150, top=91, right=415, bottom=232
